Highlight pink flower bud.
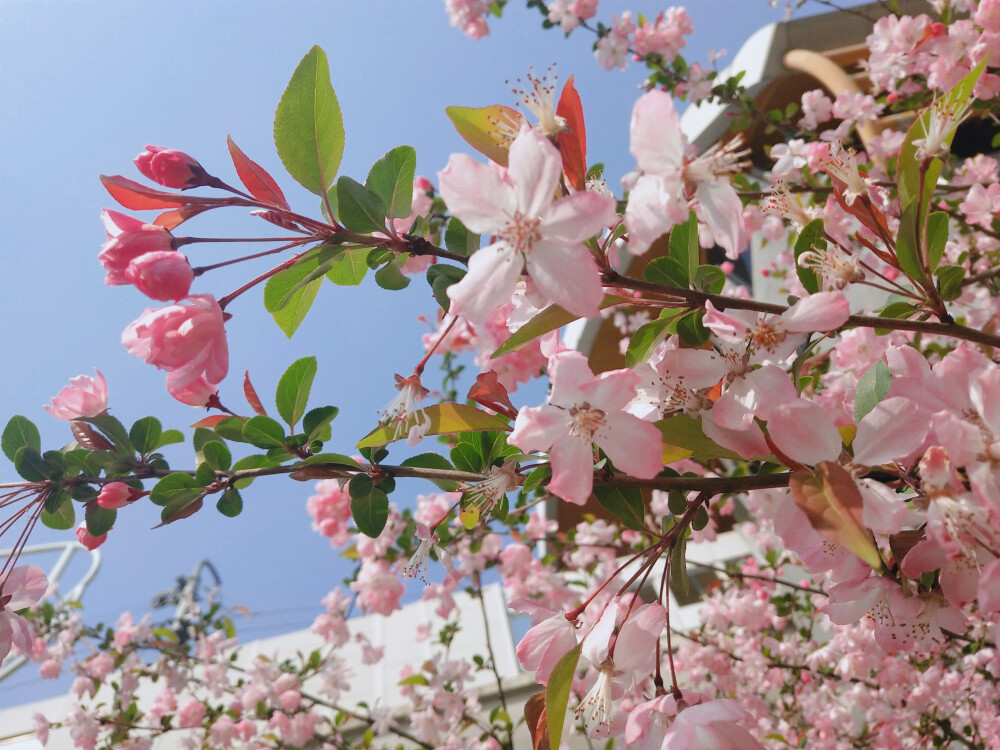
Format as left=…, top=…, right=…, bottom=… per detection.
left=134, top=145, right=205, bottom=189
left=96, top=482, right=134, bottom=510
left=414, top=176, right=434, bottom=193
left=122, top=295, right=229, bottom=403
left=44, top=369, right=108, bottom=421
left=100, top=209, right=174, bottom=285
left=124, top=250, right=194, bottom=301
left=76, top=524, right=108, bottom=551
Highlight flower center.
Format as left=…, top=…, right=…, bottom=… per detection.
left=501, top=211, right=542, bottom=254
left=749, top=322, right=786, bottom=353
left=567, top=401, right=607, bottom=440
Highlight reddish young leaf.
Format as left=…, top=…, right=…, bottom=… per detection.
left=100, top=174, right=194, bottom=210
left=153, top=204, right=216, bottom=230
left=556, top=76, right=587, bottom=190
left=227, top=135, right=290, bottom=210
left=524, top=692, right=550, bottom=750
left=243, top=371, right=268, bottom=416
left=190, top=415, right=230, bottom=429
left=70, top=421, right=114, bottom=451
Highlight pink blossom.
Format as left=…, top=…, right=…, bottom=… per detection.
left=438, top=128, right=615, bottom=324
left=44, top=369, right=108, bottom=421
left=134, top=145, right=205, bottom=189
left=625, top=90, right=748, bottom=258
left=76, top=524, right=108, bottom=550
left=595, top=13, right=635, bottom=70
left=511, top=599, right=579, bottom=684
left=350, top=559, right=403, bottom=616
left=958, top=182, right=1000, bottom=228
left=509, top=352, right=662, bottom=505
left=122, top=294, right=229, bottom=401
left=0, top=565, right=47, bottom=660
left=176, top=700, right=206, bottom=728
left=799, top=89, right=833, bottom=130
left=99, top=210, right=174, bottom=285
left=123, top=250, right=194, bottom=301
left=661, top=698, right=765, bottom=749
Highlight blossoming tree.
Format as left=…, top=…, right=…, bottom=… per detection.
left=3, top=0, right=1000, bottom=748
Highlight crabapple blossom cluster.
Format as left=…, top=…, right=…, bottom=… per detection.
left=6, top=2, right=1000, bottom=749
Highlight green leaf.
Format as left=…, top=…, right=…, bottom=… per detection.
left=2, top=416, right=40, bottom=463
left=276, top=356, right=318, bottom=429
left=149, top=473, right=203, bottom=507
left=230, top=454, right=279, bottom=489
left=41, top=491, right=75, bottom=530
left=895, top=197, right=925, bottom=281
left=156, top=429, right=185, bottom=449
left=14, top=447, right=52, bottom=481
left=401, top=453, right=460, bottom=491
left=445, top=104, right=522, bottom=166
left=326, top=247, right=370, bottom=286
left=657, top=414, right=744, bottom=460
left=521, top=465, right=550, bottom=494
left=216, top=488, right=244, bottom=517
left=593, top=486, right=646, bottom=531
left=366, top=145, right=416, bottom=220
left=374, top=254, right=411, bottom=291
left=492, top=295, right=628, bottom=358
left=263, top=252, right=325, bottom=337
left=676, top=309, right=710, bottom=347
left=337, top=176, right=387, bottom=234
left=273, top=46, right=344, bottom=195
left=854, top=360, right=891, bottom=424
left=670, top=211, right=699, bottom=281
left=294, top=452, right=363, bottom=469
left=694, top=265, right=726, bottom=295
left=303, top=405, right=339, bottom=443
left=200, top=441, right=232, bottom=472
left=545, top=644, right=581, bottom=750
left=427, top=264, right=466, bottom=312
left=243, top=416, right=287, bottom=449
left=625, top=312, right=677, bottom=368
left=644, top=256, right=689, bottom=288
left=444, top=217, right=480, bottom=257
left=792, top=218, right=825, bottom=295
left=214, top=417, right=250, bottom=442
left=348, top=475, right=389, bottom=538
left=357, top=403, right=511, bottom=448
left=925, top=211, right=949, bottom=273
left=86, top=504, right=117, bottom=537
left=129, top=417, right=162, bottom=456
left=935, top=264, right=965, bottom=301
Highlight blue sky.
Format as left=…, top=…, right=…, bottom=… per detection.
left=0, top=0, right=858, bottom=702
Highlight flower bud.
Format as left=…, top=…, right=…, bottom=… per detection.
left=135, top=145, right=207, bottom=189
left=96, top=482, right=135, bottom=510
left=124, top=250, right=194, bottom=301
left=76, top=524, right=108, bottom=551
left=100, top=210, right=174, bottom=285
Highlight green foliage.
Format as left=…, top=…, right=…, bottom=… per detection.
left=444, top=217, right=479, bottom=257
left=854, top=360, right=891, bottom=424
left=216, top=488, right=244, bottom=518
left=276, top=356, right=318, bottom=429
left=128, top=417, right=162, bottom=456
left=348, top=474, right=389, bottom=537
left=427, top=264, right=466, bottom=312
left=546, top=644, right=582, bottom=750
left=2, top=415, right=40, bottom=462
left=792, top=218, right=825, bottom=295
left=593, top=486, right=646, bottom=531
left=303, top=406, right=339, bottom=443
left=242, top=416, right=287, bottom=449
left=41, top=490, right=75, bottom=530
left=263, top=252, right=325, bottom=337
left=274, top=46, right=345, bottom=195
left=625, top=311, right=679, bottom=368
left=670, top=211, right=700, bottom=282
left=337, top=176, right=387, bottom=234
left=366, top=145, right=416, bottom=220
left=86, top=504, right=117, bottom=537
left=400, top=453, right=461, bottom=491
left=644, top=256, right=689, bottom=288
left=326, top=247, right=370, bottom=286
